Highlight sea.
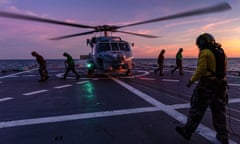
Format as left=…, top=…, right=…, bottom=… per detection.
left=0, top=58, right=240, bottom=76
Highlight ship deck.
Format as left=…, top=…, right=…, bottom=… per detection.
left=0, top=65, right=239, bottom=144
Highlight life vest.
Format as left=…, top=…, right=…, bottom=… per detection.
left=208, top=46, right=226, bottom=79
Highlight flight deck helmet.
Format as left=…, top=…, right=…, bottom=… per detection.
left=31, top=51, right=38, bottom=56
left=196, top=33, right=216, bottom=49
left=63, top=52, right=69, bottom=57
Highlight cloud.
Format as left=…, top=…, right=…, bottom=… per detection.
left=0, top=0, right=10, bottom=4
left=6, top=5, right=49, bottom=18
left=201, top=18, right=239, bottom=31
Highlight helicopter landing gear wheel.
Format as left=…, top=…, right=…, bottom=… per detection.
left=125, top=69, right=132, bottom=76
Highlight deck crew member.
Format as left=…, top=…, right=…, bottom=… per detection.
left=171, top=48, right=184, bottom=75
left=31, top=51, right=49, bottom=82
left=175, top=33, right=229, bottom=144
left=62, top=52, right=80, bottom=79
left=154, top=49, right=165, bottom=76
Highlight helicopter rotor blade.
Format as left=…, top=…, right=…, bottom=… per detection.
left=115, top=30, right=160, bottom=38
left=0, top=11, right=95, bottom=29
left=49, top=30, right=98, bottom=40
left=119, top=2, right=231, bottom=28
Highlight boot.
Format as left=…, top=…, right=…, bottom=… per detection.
left=176, top=126, right=192, bottom=140
left=216, top=134, right=229, bottom=144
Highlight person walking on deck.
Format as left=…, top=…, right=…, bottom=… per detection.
left=31, top=51, right=49, bottom=82
left=154, top=49, right=165, bottom=76
left=171, top=48, right=184, bottom=75
left=62, top=52, right=80, bottom=80
left=175, top=33, right=229, bottom=144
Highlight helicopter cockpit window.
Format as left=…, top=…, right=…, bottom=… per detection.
left=97, top=43, right=110, bottom=52
left=111, top=43, right=119, bottom=51
left=119, top=42, right=130, bottom=51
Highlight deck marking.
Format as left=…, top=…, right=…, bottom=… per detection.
left=167, top=98, right=240, bottom=110
left=22, top=90, right=48, bottom=96
left=229, top=98, right=240, bottom=103
left=139, top=77, right=155, bottom=80
left=0, top=99, right=238, bottom=143
left=54, top=84, right=72, bottom=89
left=76, top=81, right=88, bottom=85
left=0, top=98, right=239, bottom=128
left=161, top=79, right=179, bottom=82
left=228, top=83, right=240, bottom=87
left=0, top=107, right=160, bottom=129
left=0, top=68, right=37, bottom=79
left=0, top=97, right=13, bottom=102
left=22, top=75, right=37, bottom=77
left=228, top=107, right=240, bottom=114
left=111, top=77, right=237, bottom=144
left=55, top=70, right=149, bottom=80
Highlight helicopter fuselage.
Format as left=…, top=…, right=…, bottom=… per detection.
left=87, top=36, right=133, bottom=75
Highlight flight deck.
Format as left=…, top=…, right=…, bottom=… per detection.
left=0, top=65, right=239, bottom=144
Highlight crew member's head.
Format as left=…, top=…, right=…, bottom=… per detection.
left=31, top=51, right=38, bottom=57
left=161, top=49, right=165, bottom=54
left=179, top=48, right=183, bottom=52
left=196, top=33, right=216, bottom=49
left=63, top=52, right=68, bottom=57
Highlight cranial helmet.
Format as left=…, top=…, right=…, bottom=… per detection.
left=196, top=33, right=216, bottom=49
left=31, top=51, right=38, bottom=56
left=63, top=52, right=68, bottom=56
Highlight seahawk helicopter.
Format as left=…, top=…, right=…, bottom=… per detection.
left=0, top=2, right=231, bottom=76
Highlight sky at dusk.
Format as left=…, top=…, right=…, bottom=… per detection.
left=0, top=0, right=239, bottom=59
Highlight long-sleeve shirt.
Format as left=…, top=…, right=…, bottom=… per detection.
left=66, top=55, right=75, bottom=66
left=176, top=52, right=182, bottom=60
left=36, top=55, right=46, bottom=66
left=190, top=48, right=227, bottom=82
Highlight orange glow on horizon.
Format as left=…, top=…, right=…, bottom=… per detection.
left=134, top=40, right=239, bottom=58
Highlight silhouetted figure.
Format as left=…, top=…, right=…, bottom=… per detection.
left=154, top=49, right=165, bottom=76
left=171, top=48, right=184, bottom=75
left=63, top=52, right=80, bottom=79
left=31, top=51, right=49, bottom=82
left=176, top=33, right=229, bottom=144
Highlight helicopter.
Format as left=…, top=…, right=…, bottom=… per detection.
left=0, top=2, right=231, bottom=76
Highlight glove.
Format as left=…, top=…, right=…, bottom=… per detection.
left=186, top=80, right=193, bottom=87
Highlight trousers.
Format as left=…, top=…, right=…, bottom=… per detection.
left=184, top=78, right=228, bottom=139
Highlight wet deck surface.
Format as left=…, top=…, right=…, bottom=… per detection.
left=0, top=65, right=239, bottom=144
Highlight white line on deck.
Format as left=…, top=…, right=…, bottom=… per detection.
left=0, top=77, right=238, bottom=143
left=229, top=98, right=240, bottom=104
left=161, top=79, right=179, bottom=82
left=111, top=77, right=237, bottom=144
left=76, top=81, right=88, bottom=85
left=0, top=68, right=37, bottom=79
left=0, top=107, right=160, bottom=129
left=139, top=77, right=155, bottom=80
left=0, top=97, right=13, bottom=102
left=228, top=83, right=240, bottom=87
left=0, top=98, right=239, bottom=128
left=22, top=90, right=48, bottom=96
left=22, top=75, right=37, bottom=77
left=0, top=97, right=238, bottom=143
left=54, top=84, right=72, bottom=89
